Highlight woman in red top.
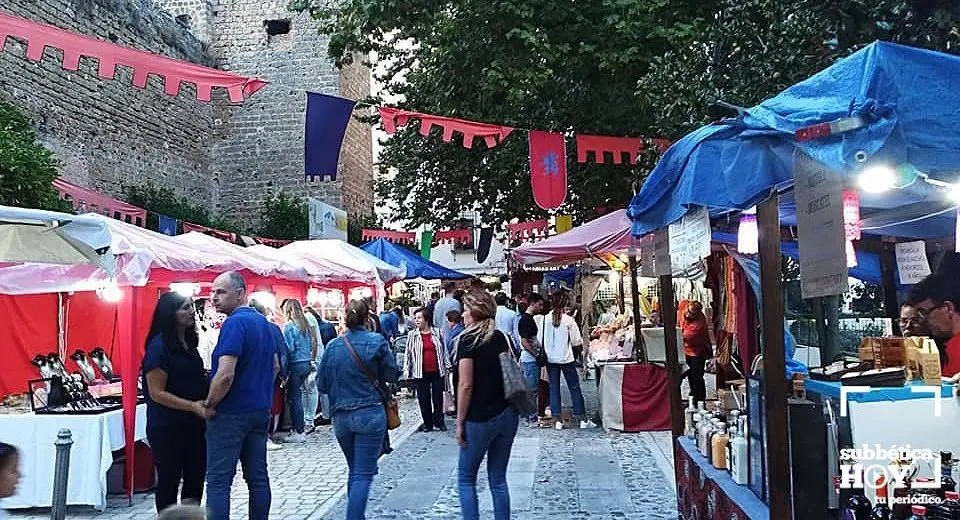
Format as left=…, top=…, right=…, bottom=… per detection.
left=681, top=301, right=711, bottom=404
left=403, top=307, right=450, bottom=432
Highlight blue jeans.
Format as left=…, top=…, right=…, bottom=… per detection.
left=302, top=370, right=319, bottom=425
left=286, top=361, right=311, bottom=433
left=458, top=406, right=519, bottom=520
left=205, top=410, right=271, bottom=520
left=521, top=362, right=540, bottom=419
left=547, top=363, right=586, bottom=419
left=333, top=405, right=386, bottom=520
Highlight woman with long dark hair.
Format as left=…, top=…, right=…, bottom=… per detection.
left=456, top=290, right=519, bottom=520
left=319, top=299, right=399, bottom=520
left=280, top=299, right=317, bottom=443
left=142, top=291, right=210, bottom=513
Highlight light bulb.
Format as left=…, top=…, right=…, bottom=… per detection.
left=858, top=165, right=897, bottom=194
left=97, top=282, right=123, bottom=302
left=170, top=283, right=200, bottom=297
left=737, top=209, right=758, bottom=254
left=949, top=183, right=960, bottom=205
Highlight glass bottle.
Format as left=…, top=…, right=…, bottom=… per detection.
left=870, top=475, right=892, bottom=520
left=685, top=396, right=697, bottom=438
left=909, top=505, right=927, bottom=520
left=712, top=424, right=729, bottom=470
left=731, top=421, right=749, bottom=485
left=942, top=451, right=957, bottom=497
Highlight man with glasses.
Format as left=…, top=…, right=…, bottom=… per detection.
left=904, top=273, right=960, bottom=381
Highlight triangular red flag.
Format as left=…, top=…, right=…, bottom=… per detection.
left=528, top=130, right=567, bottom=210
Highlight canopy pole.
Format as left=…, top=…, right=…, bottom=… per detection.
left=629, top=255, right=647, bottom=363
left=757, top=196, right=792, bottom=519
left=659, top=274, right=683, bottom=437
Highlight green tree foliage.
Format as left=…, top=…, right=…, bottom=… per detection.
left=292, top=0, right=710, bottom=227
left=0, top=101, right=69, bottom=211
left=124, top=183, right=243, bottom=235
left=257, top=191, right=309, bottom=240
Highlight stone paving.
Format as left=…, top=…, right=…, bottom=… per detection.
left=9, top=370, right=682, bottom=519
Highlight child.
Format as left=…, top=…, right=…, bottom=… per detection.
left=0, top=442, right=21, bottom=520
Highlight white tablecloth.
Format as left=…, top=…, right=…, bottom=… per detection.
left=0, top=404, right=147, bottom=510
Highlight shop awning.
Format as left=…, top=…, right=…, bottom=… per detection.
left=360, top=238, right=470, bottom=280
left=511, top=209, right=637, bottom=266
left=627, top=41, right=960, bottom=240
left=172, top=232, right=319, bottom=283
left=0, top=205, right=115, bottom=276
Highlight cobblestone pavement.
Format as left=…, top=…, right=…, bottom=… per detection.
left=320, top=373, right=679, bottom=520
left=9, top=371, right=682, bottom=519
left=8, top=398, right=424, bottom=520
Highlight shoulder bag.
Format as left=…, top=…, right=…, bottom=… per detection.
left=535, top=318, right=548, bottom=367
left=497, top=332, right=537, bottom=417
left=343, top=335, right=401, bottom=430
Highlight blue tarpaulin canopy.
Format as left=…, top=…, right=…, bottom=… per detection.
left=627, top=42, right=960, bottom=240
left=360, top=238, right=471, bottom=280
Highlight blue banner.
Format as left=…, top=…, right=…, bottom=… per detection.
left=304, top=92, right=357, bottom=180
left=158, top=214, right=177, bottom=236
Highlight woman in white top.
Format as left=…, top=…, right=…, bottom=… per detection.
left=538, top=292, right=593, bottom=429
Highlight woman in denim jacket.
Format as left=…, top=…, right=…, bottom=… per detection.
left=281, top=299, right=317, bottom=443
left=319, top=299, right=399, bottom=520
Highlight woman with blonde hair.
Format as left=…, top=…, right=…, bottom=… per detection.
left=280, top=299, right=317, bottom=443
left=455, top=290, right=519, bottom=520
left=540, top=291, right=591, bottom=429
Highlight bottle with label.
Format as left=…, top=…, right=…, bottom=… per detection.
left=871, top=475, right=892, bottom=520
left=731, top=421, right=749, bottom=485
left=705, top=420, right=719, bottom=461
left=685, top=396, right=697, bottom=438
left=844, top=491, right=873, bottom=520
left=725, top=418, right=736, bottom=474
left=942, top=452, right=957, bottom=497
left=712, top=424, right=729, bottom=470
left=698, top=415, right=713, bottom=456
left=910, top=505, right=928, bottom=520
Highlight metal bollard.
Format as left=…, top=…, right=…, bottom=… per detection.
left=51, top=428, right=73, bottom=520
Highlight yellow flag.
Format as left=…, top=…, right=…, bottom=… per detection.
left=556, top=215, right=573, bottom=234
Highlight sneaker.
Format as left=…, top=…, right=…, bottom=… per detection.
left=283, top=432, right=306, bottom=443
left=266, top=439, right=283, bottom=451
left=554, top=420, right=564, bottom=430
left=304, top=425, right=316, bottom=435
left=580, top=419, right=598, bottom=429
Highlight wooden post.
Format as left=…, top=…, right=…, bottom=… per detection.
left=757, top=196, right=792, bottom=519
left=660, top=274, right=683, bottom=438
left=879, top=239, right=901, bottom=335
left=629, top=254, right=648, bottom=363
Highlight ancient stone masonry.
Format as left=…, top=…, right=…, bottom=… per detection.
left=0, top=0, right=218, bottom=212
left=0, top=0, right=375, bottom=225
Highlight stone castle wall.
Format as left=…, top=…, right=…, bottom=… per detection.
left=0, top=0, right=374, bottom=225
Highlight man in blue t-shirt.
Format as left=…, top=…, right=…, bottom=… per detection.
left=203, top=271, right=280, bottom=520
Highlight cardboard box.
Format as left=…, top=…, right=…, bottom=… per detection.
left=859, top=336, right=942, bottom=384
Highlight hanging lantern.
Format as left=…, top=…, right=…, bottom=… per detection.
left=843, top=190, right=861, bottom=241
left=842, top=190, right=861, bottom=267
left=737, top=207, right=758, bottom=254
left=846, top=240, right=858, bottom=267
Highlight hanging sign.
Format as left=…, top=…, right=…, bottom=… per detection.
left=684, top=206, right=712, bottom=262
left=793, top=150, right=848, bottom=298
left=654, top=227, right=671, bottom=276
left=308, top=198, right=348, bottom=241
left=668, top=220, right=688, bottom=273
left=895, top=241, right=932, bottom=285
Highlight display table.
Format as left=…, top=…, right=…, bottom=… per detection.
left=640, top=327, right=686, bottom=366
left=0, top=404, right=147, bottom=510
left=598, top=362, right=671, bottom=432
left=675, top=436, right=769, bottom=519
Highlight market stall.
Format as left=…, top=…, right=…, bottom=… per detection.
left=0, top=214, right=320, bottom=510
left=627, top=41, right=960, bottom=519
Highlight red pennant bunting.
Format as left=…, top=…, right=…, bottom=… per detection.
left=576, top=134, right=671, bottom=164
left=528, top=130, right=567, bottom=210
left=507, top=220, right=550, bottom=242
left=52, top=178, right=146, bottom=226
left=378, top=107, right=513, bottom=148
left=0, top=11, right=267, bottom=103
left=184, top=222, right=237, bottom=243
left=435, top=229, right=472, bottom=245
left=362, top=229, right=417, bottom=244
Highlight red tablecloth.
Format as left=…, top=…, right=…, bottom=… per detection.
left=599, top=362, right=671, bottom=432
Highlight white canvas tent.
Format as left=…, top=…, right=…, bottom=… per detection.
left=0, top=205, right=115, bottom=276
